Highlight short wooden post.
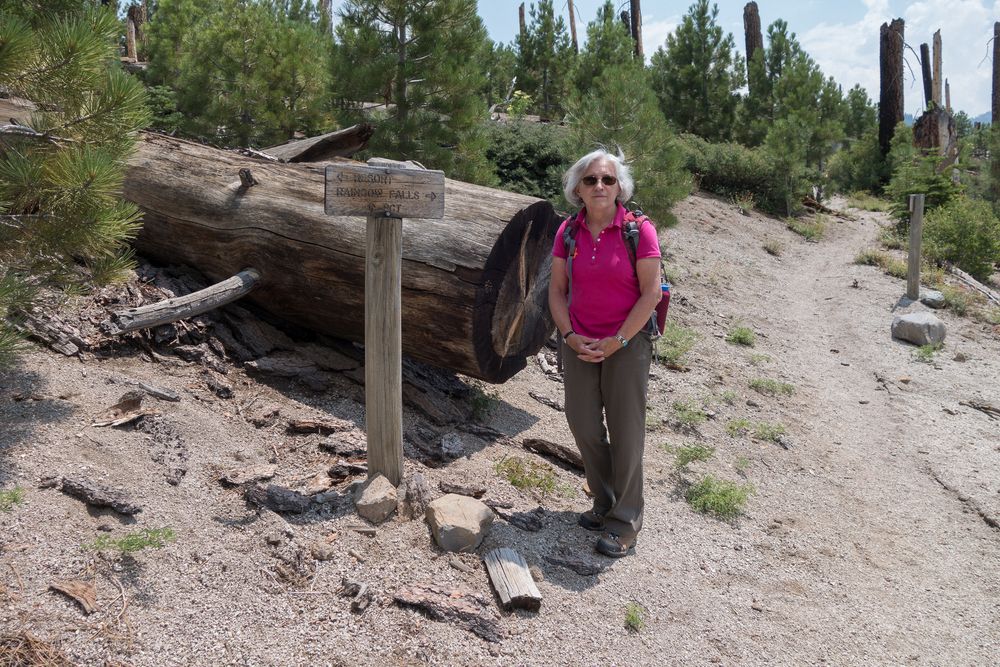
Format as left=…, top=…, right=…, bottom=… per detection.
left=324, top=163, right=445, bottom=486
left=907, top=194, right=925, bottom=300
left=365, top=215, right=403, bottom=485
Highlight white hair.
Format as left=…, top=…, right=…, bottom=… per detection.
left=562, top=149, right=635, bottom=209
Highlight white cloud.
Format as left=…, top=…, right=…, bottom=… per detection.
left=642, top=18, right=679, bottom=58
left=799, top=0, right=995, bottom=116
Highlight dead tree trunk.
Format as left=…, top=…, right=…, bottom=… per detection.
left=122, top=134, right=561, bottom=383
left=519, top=4, right=526, bottom=41
left=879, top=18, right=905, bottom=159
left=993, top=22, right=1000, bottom=124
left=932, top=30, right=942, bottom=107
left=629, top=0, right=643, bottom=60
left=920, top=43, right=933, bottom=107
left=126, top=3, right=147, bottom=62
left=743, top=2, right=764, bottom=95
left=945, top=79, right=951, bottom=111
left=568, top=0, right=578, bottom=54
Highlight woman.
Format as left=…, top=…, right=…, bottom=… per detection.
left=548, top=149, right=662, bottom=558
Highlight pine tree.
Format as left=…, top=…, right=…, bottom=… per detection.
left=481, top=39, right=517, bottom=112
left=573, top=0, right=634, bottom=93
left=514, top=0, right=575, bottom=119
left=333, top=0, right=495, bottom=184
left=843, top=84, right=877, bottom=140
left=0, top=2, right=150, bottom=365
left=649, top=0, right=744, bottom=142
left=146, top=0, right=331, bottom=147
left=568, top=65, right=690, bottom=223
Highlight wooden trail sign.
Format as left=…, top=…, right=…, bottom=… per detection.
left=325, top=164, right=444, bottom=219
left=325, top=163, right=445, bottom=486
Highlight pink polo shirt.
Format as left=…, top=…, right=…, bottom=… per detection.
left=552, top=204, right=661, bottom=339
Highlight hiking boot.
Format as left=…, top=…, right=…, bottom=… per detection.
left=578, top=510, right=605, bottom=532
left=595, top=531, right=636, bottom=558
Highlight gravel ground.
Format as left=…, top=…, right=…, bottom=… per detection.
left=2, top=192, right=998, bottom=666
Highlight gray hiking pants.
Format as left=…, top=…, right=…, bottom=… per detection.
left=562, top=332, right=652, bottom=539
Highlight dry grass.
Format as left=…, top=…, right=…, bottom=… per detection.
left=0, top=631, right=75, bottom=667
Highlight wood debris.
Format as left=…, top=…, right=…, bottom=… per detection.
left=528, top=391, right=563, bottom=411
left=522, top=437, right=584, bottom=470
left=483, top=548, right=542, bottom=611
left=59, top=477, right=141, bottom=515
left=339, top=577, right=373, bottom=613
left=959, top=400, right=1000, bottom=420
left=438, top=481, right=486, bottom=498
left=394, top=584, right=502, bottom=643
left=49, top=579, right=98, bottom=614
left=218, top=464, right=278, bottom=486
left=286, top=417, right=356, bottom=435
left=91, top=391, right=159, bottom=427
left=544, top=553, right=605, bottom=576
left=244, top=484, right=313, bottom=514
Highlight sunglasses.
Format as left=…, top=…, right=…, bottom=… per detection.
left=580, top=175, right=618, bottom=187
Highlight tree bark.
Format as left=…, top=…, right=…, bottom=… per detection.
left=126, top=3, right=147, bottom=62
left=630, top=0, right=643, bottom=60
left=920, top=43, right=933, bottom=108
left=932, top=30, right=942, bottom=107
left=568, top=0, right=578, bottom=54
left=519, top=3, right=526, bottom=40
left=262, top=124, right=374, bottom=162
left=743, top=2, right=763, bottom=86
left=879, top=18, right=905, bottom=158
left=993, top=22, right=1000, bottom=124
left=123, top=133, right=561, bottom=383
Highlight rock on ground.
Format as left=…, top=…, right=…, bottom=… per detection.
left=425, top=494, right=494, bottom=552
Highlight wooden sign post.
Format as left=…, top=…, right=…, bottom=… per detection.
left=324, top=163, right=445, bottom=485
left=907, top=193, right=925, bottom=301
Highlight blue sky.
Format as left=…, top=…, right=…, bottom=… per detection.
left=333, top=1, right=1000, bottom=117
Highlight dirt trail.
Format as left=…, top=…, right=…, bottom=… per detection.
left=1, top=193, right=997, bottom=666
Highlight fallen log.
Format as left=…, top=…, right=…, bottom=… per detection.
left=105, top=268, right=261, bottom=334
left=262, top=124, right=375, bottom=162
left=124, top=133, right=561, bottom=382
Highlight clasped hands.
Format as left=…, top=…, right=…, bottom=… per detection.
left=566, top=333, right=622, bottom=362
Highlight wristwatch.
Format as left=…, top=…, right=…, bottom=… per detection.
left=615, top=334, right=628, bottom=347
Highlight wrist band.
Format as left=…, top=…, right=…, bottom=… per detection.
left=615, top=334, right=628, bottom=347
left=563, top=330, right=575, bottom=342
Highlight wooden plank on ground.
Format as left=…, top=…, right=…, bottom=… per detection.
left=483, top=547, right=541, bottom=611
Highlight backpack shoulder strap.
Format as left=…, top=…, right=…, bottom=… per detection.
left=562, top=214, right=579, bottom=307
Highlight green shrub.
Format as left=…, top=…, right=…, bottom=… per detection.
left=753, top=421, right=786, bottom=442
left=878, top=227, right=905, bottom=249
left=484, top=120, right=571, bottom=203
left=672, top=401, right=707, bottom=428
left=845, top=191, right=892, bottom=212
left=827, top=131, right=887, bottom=195
left=749, top=378, right=795, bottom=396
left=787, top=217, right=825, bottom=241
left=855, top=249, right=886, bottom=266
left=922, top=196, right=1000, bottom=281
left=85, top=527, right=177, bottom=554
left=655, top=322, right=698, bottom=367
left=624, top=602, right=646, bottom=632
left=939, top=285, right=979, bottom=315
left=673, top=443, right=715, bottom=470
left=913, top=342, right=943, bottom=363
left=885, top=153, right=962, bottom=228
left=676, top=133, right=786, bottom=214
left=685, top=475, right=754, bottom=519
left=495, top=456, right=557, bottom=495
left=0, top=487, right=25, bottom=512
left=725, top=326, right=755, bottom=347
left=469, top=383, right=500, bottom=422
left=762, top=240, right=783, bottom=256
left=726, top=418, right=751, bottom=436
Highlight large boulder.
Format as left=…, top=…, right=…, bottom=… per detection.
left=354, top=474, right=398, bottom=524
left=891, top=312, right=946, bottom=346
left=425, top=494, right=494, bottom=552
